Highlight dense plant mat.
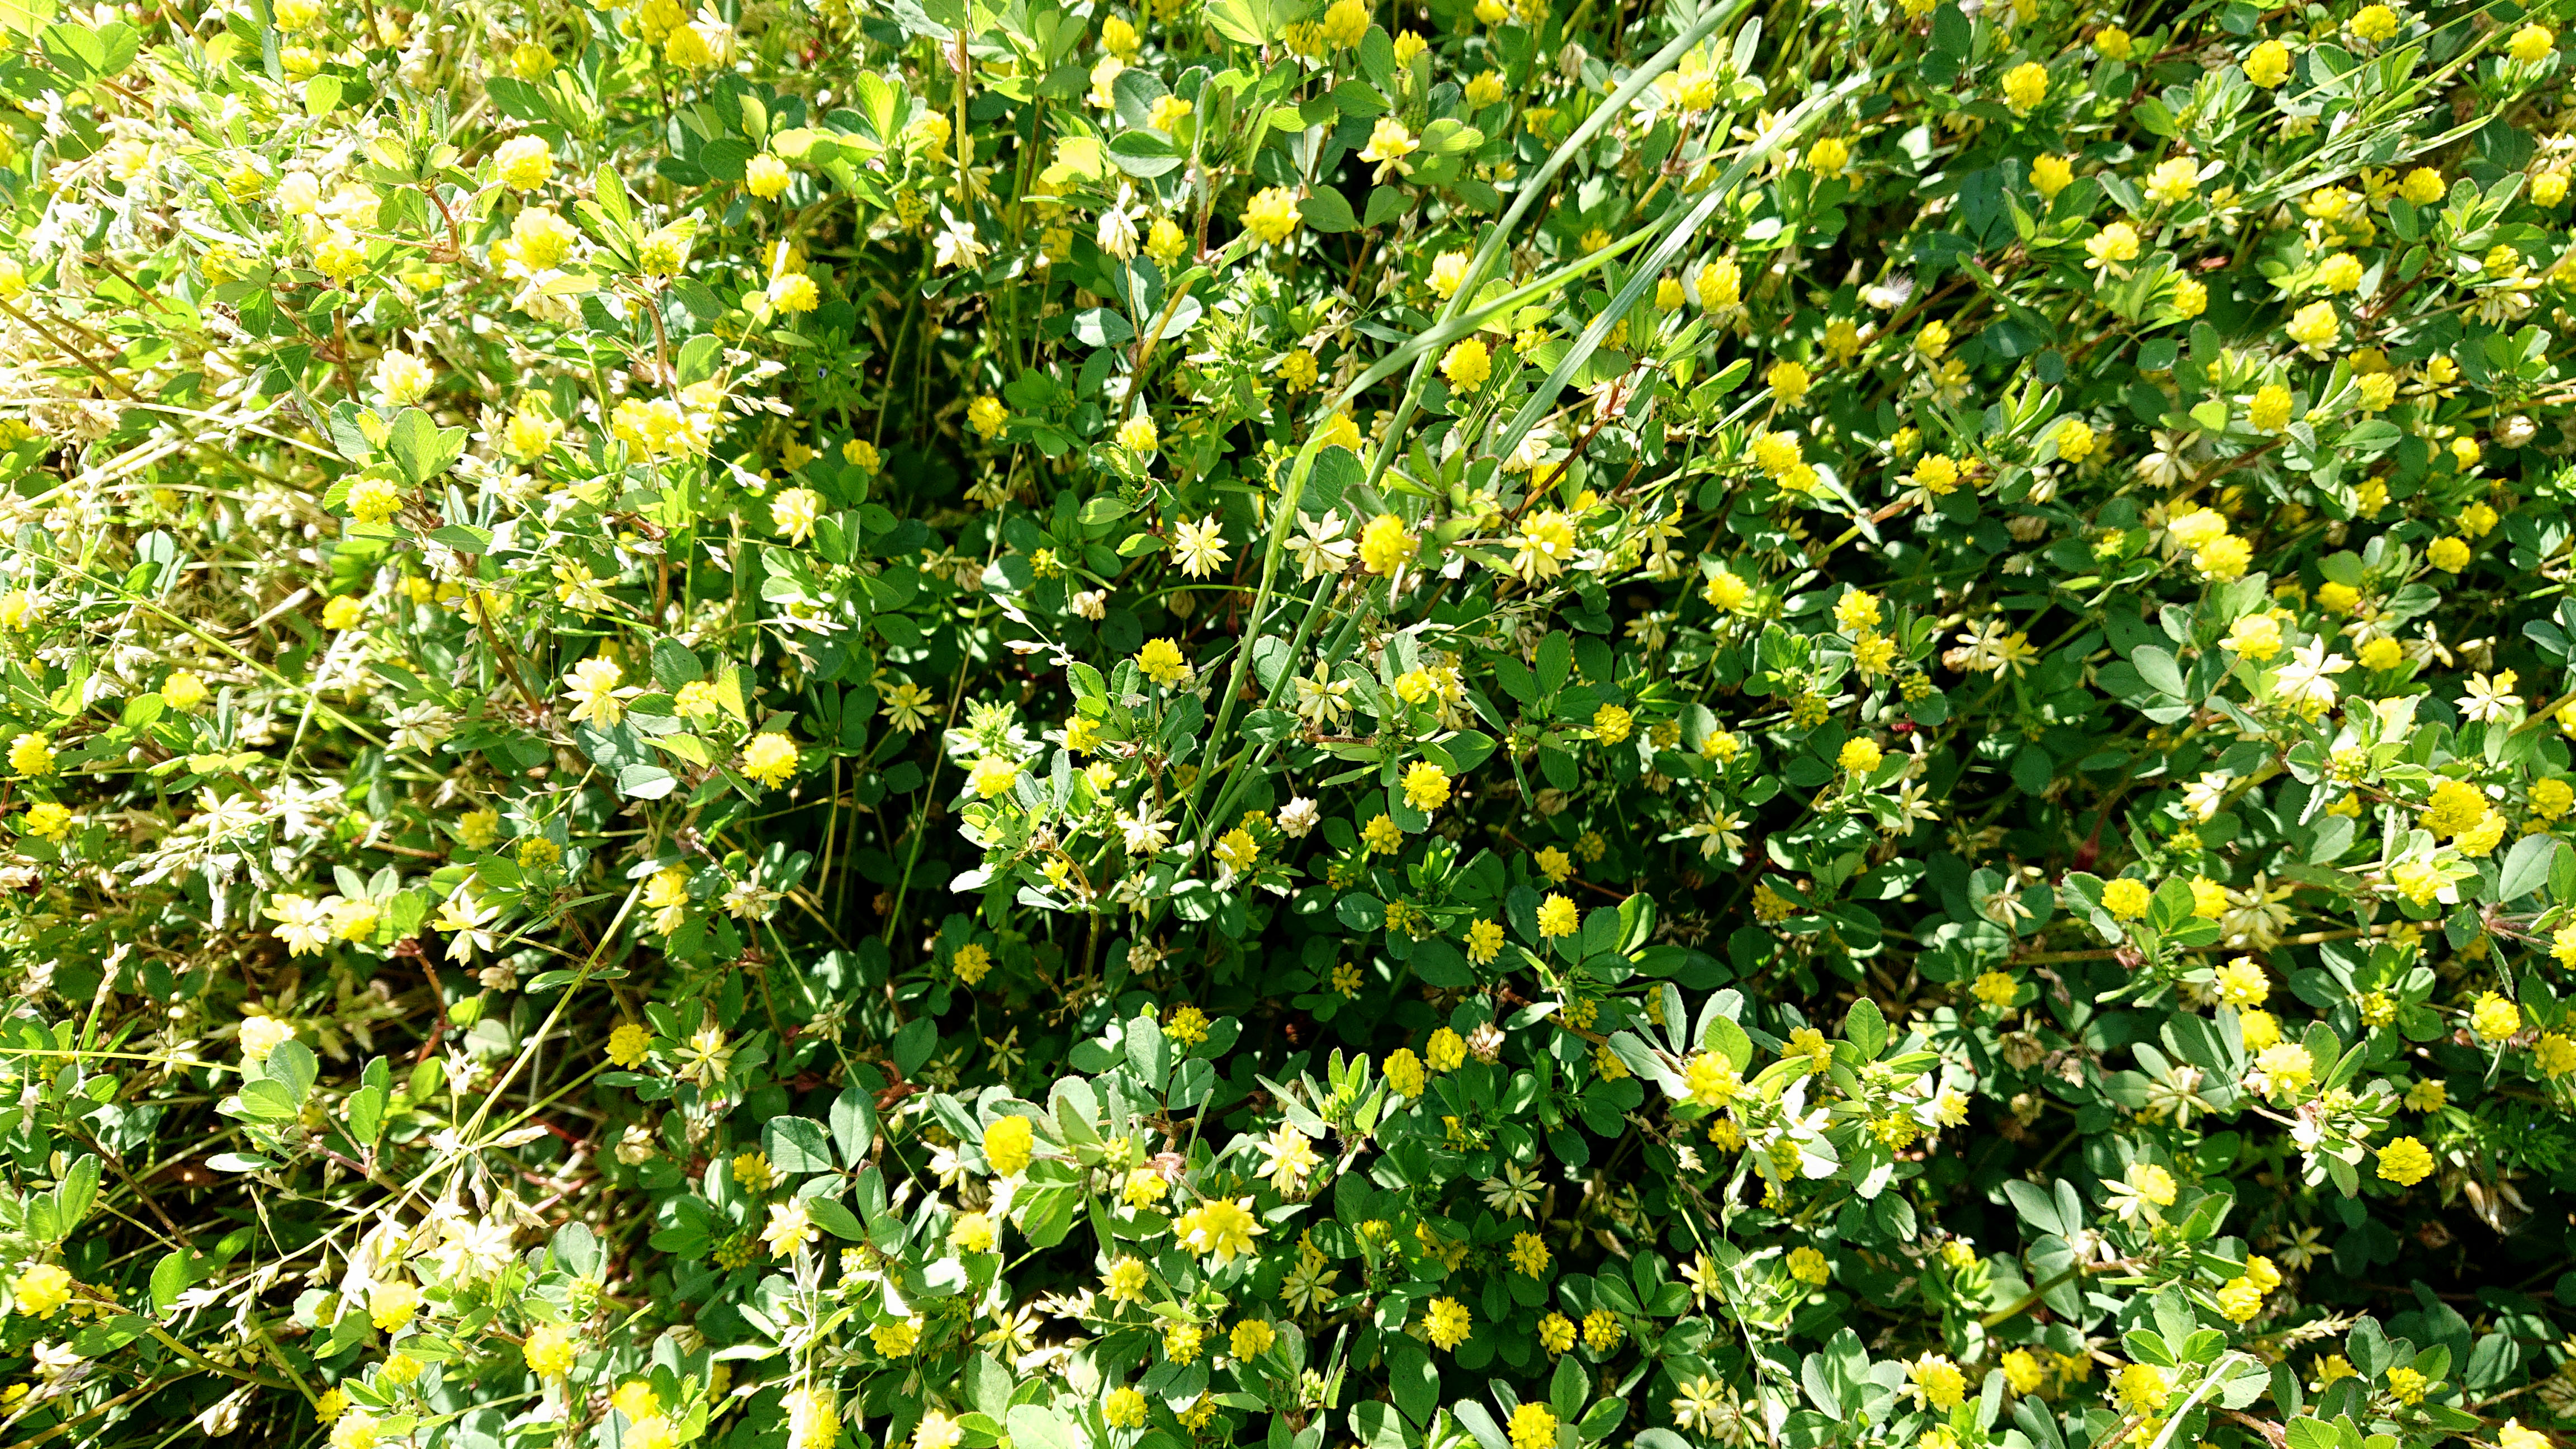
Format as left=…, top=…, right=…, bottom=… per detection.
left=2, top=1, right=2575, bottom=1448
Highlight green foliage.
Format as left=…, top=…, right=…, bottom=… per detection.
left=3, top=0, right=2576, bottom=1447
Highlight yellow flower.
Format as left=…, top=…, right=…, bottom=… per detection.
left=1536, top=893, right=1579, bottom=937
left=1538, top=1311, right=1575, bottom=1353
left=523, top=1322, right=578, bottom=1378
left=2115, top=1361, right=2171, bottom=1414
left=1384, top=1047, right=1425, bottom=1095
left=1593, top=703, right=1635, bottom=745
left=2101, top=878, right=2152, bottom=919
left=607, top=1021, right=652, bottom=1067
left=2471, top=992, right=2522, bottom=1038
left=1838, top=737, right=1882, bottom=775
left=742, top=733, right=798, bottom=787
left=1243, top=187, right=1301, bottom=245
left=10, top=1262, right=73, bottom=1317
left=1137, top=638, right=1191, bottom=687
left=2001, top=61, right=2048, bottom=115
left=746, top=152, right=792, bottom=199
left=1423, top=1295, right=1472, bottom=1349
left=2537, top=1032, right=2576, bottom=1077
left=2256, top=1042, right=2314, bottom=1096
left=2216, top=956, right=2269, bottom=1007
left=1401, top=760, right=1451, bottom=811
left=950, top=1211, right=997, bottom=1253
left=2246, top=37, right=2291, bottom=85
left=983, top=1115, right=1034, bottom=1175
left=1971, top=970, right=2018, bottom=1008
left=1174, top=1195, right=1262, bottom=1261
left=2217, top=1276, right=2265, bottom=1323
left=495, top=135, right=555, bottom=191
left=1427, top=1026, right=1466, bottom=1072
left=1912, top=1354, right=1968, bottom=1410
left=1105, top=1388, right=1148, bottom=1428
left=1441, top=335, right=1493, bottom=392
left=1507, top=1403, right=1558, bottom=1449
left=1361, top=813, right=1404, bottom=853
left=1466, top=918, right=1504, bottom=963
left=1359, top=513, right=1416, bottom=574
left=2376, top=1135, right=2435, bottom=1186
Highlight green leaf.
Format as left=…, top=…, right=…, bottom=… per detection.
left=2131, top=643, right=2187, bottom=698
left=764, top=1116, right=835, bottom=1173
left=1298, top=188, right=1360, bottom=234
left=1006, top=1404, right=1077, bottom=1449
left=2499, top=832, right=2560, bottom=903
left=385, top=408, right=467, bottom=486
left=1843, top=998, right=1888, bottom=1059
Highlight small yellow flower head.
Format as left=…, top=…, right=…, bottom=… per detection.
left=2376, top=1135, right=2435, bottom=1186
left=2246, top=37, right=2291, bottom=84
left=523, top=1322, right=579, bottom=1378
left=2115, top=1361, right=2172, bottom=1414
left=1536, top=893, right=1579, bottom=937
left=2099, top=877, right=2152, bottom=920
left=1767, top=358, right=1813, bottom=405
left=742, top=733, right=799, bottom=787
left=1361, top=813, right=1404, bottom=853
left=1384, top=1047, right=1426, bottom=1096
left=968, top=756, right=1020, bottom=800
left=746, top=152, right=792, bottom=200
left=2385, top=1366, right=2429, bottom=1404
left=1242, top=187, right=1301, bottom=245
left=2093, top=24, right=2133, bottom=59
left=1105, top=1388, right=1148, bottom=1428
left=2001, top=61, right=2048, bottom=115
left=495, top=134, right=555, bottom=191
left=2126, top=1160, right=2177, bottom=1208
left=1538, top=1311, right=1575, bottom=1353
left=2538, top=1032, right=2576, bottom=1077
left=1359, top=513, right=1417, bottom=574
left=768, top=272, right=820, bottom=313
left=1466, top=918, right=1505, bottom=963
left=1838, top=737, right=1882, bottom=775
left=1401, top=760, right=1452, bottom=811
left=2286, top=300, right=2339, bottom=351
left=1441, top=337, right=1492, bottom=391
left=1593, top=703, right=1635, bottom=745
left=1137, top=637, right=1190, bottom=687
left=2248, top=383, right=2293, bottom=434
left=1912, top=1354, right=1968, bottom=1410
left=1507, top=1403, right=1559, bottom=1449
left=2030, top=153, right=2073, bottom=198
left=2350, top=3, right=2398, bottom=42
left=2256, top=1041, right=2314, bottom=1097
left=2426, top=536, right=2471, bottom=572
left=11, top=1262, right=74, bottom=1317
left=1424, top=1295, right=1472, bottom=1349
left=7, top=731, right=53, bottom=779
left=968, top=395, right=1009, bottom=437
left=2215, top=956, right=2269, bottom=1008
left=1806, top=136, right=1850, bottom=176
left=2471, top=992, right=2523, bottom=1039
left=607, top=1021, right=652, bottom=1067
left=2217, top=1276, right=2265, bottom=1323
left=1971, top=970, right=2019, bottom=1008
left=982, top=1114, right=1035, bottom=1175
left=1786, top=1246, right=1831, bottom=1285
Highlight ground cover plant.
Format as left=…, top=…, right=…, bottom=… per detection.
left=8, top=0, right=2576, bottom=1446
